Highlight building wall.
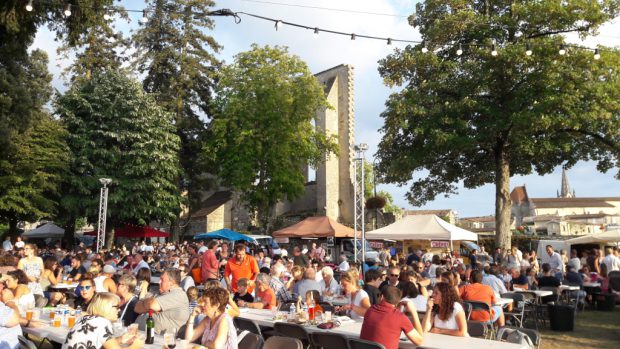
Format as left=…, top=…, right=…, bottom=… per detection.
left=534, top=206, right=618, bottom=216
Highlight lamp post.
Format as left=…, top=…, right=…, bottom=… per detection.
left=353, top=143, right=367, bottom=269
left=96, top=178, right=112, bottom=253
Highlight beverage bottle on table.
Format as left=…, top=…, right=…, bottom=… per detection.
left=146, top=309, right=155, bottom=344
left=308, top=292, right=316, bottom=323
left=75, top=306, right=82, bottom=317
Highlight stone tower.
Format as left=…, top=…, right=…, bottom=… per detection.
left=557, top=169, right=575, bottom=198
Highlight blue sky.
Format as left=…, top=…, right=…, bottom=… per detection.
left=32, top=0, right=620, bottom=218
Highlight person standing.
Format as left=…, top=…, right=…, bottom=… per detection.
left=17, top=243, right=44, bottom=298
left=602, top=247, right=620, bottom=272
left=2, top=237, right=12, bottom=252
left=202, top=240, right=220, bottom=282
left=546, top=245, right=565, bottom=281
left=224, top=244, right=259, bottom=293
left=360, top=286, right=424, bottom=349
left=14, top=237, right=24, bottom=250
left=292, top=247, right=310, bottom=267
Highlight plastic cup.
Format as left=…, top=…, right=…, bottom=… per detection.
left=53, top=317, right=61, bottom=327
left=324, top=311, right=332, bottom=322
left=128, top=324, right=139, bottom=336
left=49, top=310, right=55, bottom=319
left=68, top=316, right=76, bottom=327
left=26, top=310, right=33, bottom=320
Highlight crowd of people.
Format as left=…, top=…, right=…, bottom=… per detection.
left=0, top=236, right=618, bottom=349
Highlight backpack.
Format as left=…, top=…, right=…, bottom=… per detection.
left=505, top=329, right=535, bottom=349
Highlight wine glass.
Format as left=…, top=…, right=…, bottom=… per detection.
left=164, top=328, right=177, bottom=349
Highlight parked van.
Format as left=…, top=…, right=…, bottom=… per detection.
left=247, top=234, right=282, bottom=255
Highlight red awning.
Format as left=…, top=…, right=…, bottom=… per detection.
left=84, top=225, right=169, bottom=238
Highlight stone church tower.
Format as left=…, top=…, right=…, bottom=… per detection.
left=557, top=169, right=575, bottom=198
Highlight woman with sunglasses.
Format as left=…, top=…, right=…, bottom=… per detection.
left=63, top=292, right=144, bottom=349
left=1, top=270, right=36, bottom=310
left=17, top=243, right=44, bottom=297
left=73, top=278, right=96, bottom=309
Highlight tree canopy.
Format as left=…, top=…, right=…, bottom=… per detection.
left=208, top=44, right=338, bottom=232
left=376, top=0, right=620, bottom=248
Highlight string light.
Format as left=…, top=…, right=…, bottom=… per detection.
left=525, top=44, right=532, bottom=56
left=456, top=44, right=463, bottom=56
left=25, top=0, right=34, bottom=12
left=140, top=10, right=149, bottom=23
left=387, top=38, right=392, bottom=45
left=594, top=48, right=601, bottom=60
left=63, top=3, right=72, bottom=17
left=275, top=20, right=283, bottom=31
left=491, top=44, right=498, bottom=56
left=313, top=27, right=319, bottom=38
left=351, top=33, right=356, bottom=40
left=559, top=44, right=566, bottom=55
left=421, top=41, right=428, bottom=53
left=104, top=12, right=111, bottom=21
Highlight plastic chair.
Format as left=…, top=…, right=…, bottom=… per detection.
left=264, top=336, right=303, bottom=349
left=501, top=293, right=526, bottom=327
left=348, top=337, right=386, bottom=349
left=238, top=332, right=264, bottom=349
left=273, top=322, right=311, bottom=349
left=18, top=336, right=37, bottom=349
left=466, top=320, right=488, bottom=338
left=462, top=301, right=473, bottom=320
left=309, top=332, right=350, bottom=349
left=463, top=301, right=495, bottom=338
left=497, top=326, right=541, bottom=349
left=234, top=317, right=263, bottom=337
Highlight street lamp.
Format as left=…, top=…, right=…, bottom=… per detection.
left=96, top=178, right=112, bottom=252
left=353, top=143, right=368, bottom=270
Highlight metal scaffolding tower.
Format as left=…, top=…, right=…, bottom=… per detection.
left=353, top=143, right=367, bottom=268
left=96, top=178, right=112, bottom=253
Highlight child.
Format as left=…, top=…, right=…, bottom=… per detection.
left=187, top=286, right=199, bottom=314
left=233, top=278, right=254, bottom=305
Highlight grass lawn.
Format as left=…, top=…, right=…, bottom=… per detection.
left=540, top=307, right=620, bottom=349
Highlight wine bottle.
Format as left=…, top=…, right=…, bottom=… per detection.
left=145, top=309, right=155, bottom=344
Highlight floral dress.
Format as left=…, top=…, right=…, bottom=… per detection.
left=62, top=315, right=114, bottom=349
left=201, top=313, right=238, bottom=349
left=21, top=258, right=44, bottom=296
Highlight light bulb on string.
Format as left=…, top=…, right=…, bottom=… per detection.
left=594, top=49, right=600, bottom=60
left=456, top=44, right=463, bottom=56
left=351, top=33, right=356, bottom=41
left=25, top=0, right=33, bottom=12
left=140, top=10, right=149, bottom=23
left=275, top=20, right=283, bottom=31
left=64, top=4, right=72, bottom=17
left=313, top=28, right=319, bottom=38
left=525, top=44, right=532, bottom=56
left=104, top=12, right=111, bottom=21
left=491, top=44, right=498, bottom=56
left=559, top=44, right=566, bottom=55
left=387, top=38, right=392, bottom=45
left=421, top=41, right=428, bottom=53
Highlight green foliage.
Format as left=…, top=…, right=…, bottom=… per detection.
left=377, top=190, right=402, bottom=215
left=377, top=1, right=620, bottom=248
left=56, top=71, right=183, bottom=234
left=132, top=0, right=222, bottom=231
left=358, top=160, right=375, bottom=199
left=208, top=44, right=338, bottom=231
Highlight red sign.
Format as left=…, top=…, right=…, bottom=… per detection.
left=430, top=241, right=450, bottom=248
left=368, top=241, right=384, bottom=249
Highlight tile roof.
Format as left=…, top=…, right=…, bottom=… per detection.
left=530, top=197, right=617, bottom=208
left=510, top=186, right=530, bottom=204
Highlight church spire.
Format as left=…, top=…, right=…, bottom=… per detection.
left=559, top=169, right=574, bottom=198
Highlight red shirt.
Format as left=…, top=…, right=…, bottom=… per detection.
left=201, top=249, right=220, bottom=280
left=360, top=300, right=413, bottom=349
left=459, top=283, right=497, bottom=322
left=224, top=255, right=259, bottom=292
left=255, top=287, right=277, bottom=310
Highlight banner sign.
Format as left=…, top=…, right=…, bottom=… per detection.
left=368, top=241, right=384, bottom=249
left=430, top=240, right=450, bottom=248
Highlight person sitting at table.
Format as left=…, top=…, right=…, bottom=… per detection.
left=509, top=267, right=529, bottom=290
left=399, top=280, right=428, bottom=312
left=116, top=274, right=140, bottom=326
left=94, top=264, right=118, bottom=294
left=40, top=256, right=65, bottom=306
left=135, top=267, right=152, bottom=299
left=204, top=280, right=240, bottom=318
left=68, top=254, right=87, bottom=282
left=320, top=266, right=340, bottom=297
left=362, top=269, right=382, bottom=306
left=73, top=277, right=97, bottom=310
left=232, top=278, right=254, bottom=305
left=526, top=267, right=538, bottom=290
left=579, top=265, right=593, bottom=283
left=295, top=267, right=321, bottom=302
left=238, top=273, right=276, bottom=309
left=379, top=266, right=401, bottom=289
left=63, top=292, right=143, bottom=349
left=135, top=268, right=190, bottom=333
left=440, top=271, right=461, bottom=297
left=338, top=269, right=371, bottom=320
left=1, top=270, right=36, bottom=310
left=422, top=282, right=468, bottom=337
left=537, top=263, right=561, bottom=286
left=269, top=264, right=290, bottom=304
left=0, top=300, right=22, bottom=349
left=361, top=285, right=424, bottom=349
left=459, top=270, right=505, bottom=327
left=185, top=287, right=238, bottom=349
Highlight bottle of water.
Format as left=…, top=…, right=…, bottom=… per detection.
left=289, top=306, right=296, bottom=321
left=75, top=306, right=82, bottom=317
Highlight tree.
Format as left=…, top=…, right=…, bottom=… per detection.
left=56, top=71, right=182, bottom=247
left=377, top=190, right=402, bottom=215
left=208, top=44, right=338, bottom=232
left=132, top=0, right=222, bottom=239
left=376, top=1, right=620, bottom=249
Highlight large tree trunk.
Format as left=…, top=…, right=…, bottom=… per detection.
left=62, top=219, right=76, bottom=249
left=494, top=146, right=512, bottom=249
left=105, top=227, right=115, bottom=249
left=8, top=217, right=18, bottom=237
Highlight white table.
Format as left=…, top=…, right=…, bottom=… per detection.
left=495, top=298, right=514, bottom=307
left=558, top=285, right=580, bottom=292
left=513, top=289, right=552, bottom=298
left=239, top=309, right=527, bottom=349
left=583, top=282, right=601, bottom=288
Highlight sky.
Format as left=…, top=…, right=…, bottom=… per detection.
left=31, top=0, right=620, bottom=218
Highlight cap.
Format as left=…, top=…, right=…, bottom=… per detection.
left=103, top=265, right=116, bottom=274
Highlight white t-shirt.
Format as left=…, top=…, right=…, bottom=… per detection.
left=433, top=302, right=466, bottom=333
left=338, top=261, right=350, bottom=272
left=402, top=296, right=427, bottom=312
left=603, top=254, right=620, bottom=272
left=15, top=241, right=25, bottom=249
left=350, top=289, right=369, bottom=320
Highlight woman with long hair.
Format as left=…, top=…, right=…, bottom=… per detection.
left=422, top=282, right=468, bottom=337
left=440, top=271, right=461, bottom=298
left=17, top=243, right=44, bottom=297
left=1, top=269, right=36, bottom=310
left=136, top=267, right=152, bottom=299
left=63, top=292, right=143, bottom=349
left=40, top=256, right=64, bottom=306
left=338, top=269, right=371, bottom=320
left=185, top=287, right=238, bottom=349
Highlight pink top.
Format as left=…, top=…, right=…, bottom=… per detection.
left=202, top=249, right=220, bottom=280
left=201, top=313, right=238, bottom=349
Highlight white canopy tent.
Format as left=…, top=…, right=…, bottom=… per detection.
left=366, top=214, right=479, bottom=241
left=566, top=228, right=620, bottom=245
left=22, top=223, right=65, bottom=238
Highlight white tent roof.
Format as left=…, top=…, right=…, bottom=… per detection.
left=566, top=229, right=620, bottom=245
left=366, top=214, right=478, bottom=241
left=22, top=223, right=65, bottom=238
